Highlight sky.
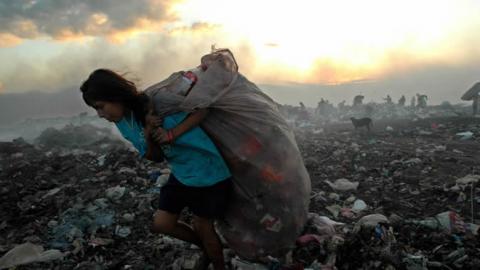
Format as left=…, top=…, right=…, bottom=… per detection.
left=0, top=0, right=479, bottom=106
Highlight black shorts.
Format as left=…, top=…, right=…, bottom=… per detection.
left=158, top=174, right=233, bottom=219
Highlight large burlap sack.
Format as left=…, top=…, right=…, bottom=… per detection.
left=144, top=49, right=311, bottom=260
left=461, top=82, right=480, bottom=101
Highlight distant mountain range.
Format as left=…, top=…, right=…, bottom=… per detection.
left=0, top=88, right=91, bottom=126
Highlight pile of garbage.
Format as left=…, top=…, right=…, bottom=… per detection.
left=295, top=116, right=480, bottom=269
left=34, top=124, right=121, bottom=150
left=0, top=125, right=177, bottom=269
left=1, top=117, right=479, bottom=269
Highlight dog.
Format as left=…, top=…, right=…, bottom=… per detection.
left=350, top=117, right=373, bottom=131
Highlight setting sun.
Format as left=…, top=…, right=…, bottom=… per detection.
left=173, top=0, right=477, bottom=84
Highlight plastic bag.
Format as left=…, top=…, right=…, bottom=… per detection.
left=0, top=243, right=64, bottom=269
left=408, top=211, right=479, bottom=235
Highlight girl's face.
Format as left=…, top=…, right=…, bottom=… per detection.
left=91, top=101, right=125, bottom=123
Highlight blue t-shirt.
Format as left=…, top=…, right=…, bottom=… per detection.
left=115, top=116, right=147, bottom=157
left=115, top=112, right=231, bottom=187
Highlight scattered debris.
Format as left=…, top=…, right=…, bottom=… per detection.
left=0, top=243, right=64, bottom=269
left=1, top=114, right=480, bottom=269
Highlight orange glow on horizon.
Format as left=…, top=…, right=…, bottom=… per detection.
left=0, top=0, right=478, bottom=88
left=0, top=33, right=23, bottom=47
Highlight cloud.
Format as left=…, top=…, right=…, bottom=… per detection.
left=0, top=36, right=477, bottom=111
left=265, top=43, right=279, bottom=48
left=0, top=32, right=23, bottom=47
left=1, top=16, right=478, bottom=107
left=169, top=22, right=221, bottom=35
left=308, top=59, right=371, bottom=85
left=0, top=28, right=259, bottom=95
left=0, top=0, right=179, bottom=43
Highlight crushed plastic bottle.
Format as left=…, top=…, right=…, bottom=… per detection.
left=176, top=71, right=198, bottom=96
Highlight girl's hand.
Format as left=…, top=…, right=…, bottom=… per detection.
left=143, top=110, right=167, bottom=161
left=146, top=113, right=163, bottom=130
left=144, top=112, right=162, bottom=138
left=151, top=127, right=173, bottom=145
left=145, top=110, right=175, bottom=145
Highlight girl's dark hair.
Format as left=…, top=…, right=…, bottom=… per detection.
left=80, top=69, right=149, bottom=126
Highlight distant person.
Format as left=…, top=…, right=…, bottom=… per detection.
left=298, top=101, right=310, bottom=121
left=417, top=94, right=428, bottom=108
left=384, top=95, right=392, bottom=104
left=353, top=95, right=364, bottom=107
left=410, top=96, right=416, bottom=108
left=315, top=99, right=326, bottom=116
left=398, top=95, right=406, bottom=106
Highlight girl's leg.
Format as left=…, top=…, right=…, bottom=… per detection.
left=151, top=210, right=202, bottom=247
left=193, top=216, right=226, bottom=270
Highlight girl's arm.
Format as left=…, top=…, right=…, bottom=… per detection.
left=170, top=108, right=209, bottom=138
left=149, top=108, right=209, bottom=145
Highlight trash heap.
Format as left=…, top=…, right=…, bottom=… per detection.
left=0, top=125, right=186, bottom=269
left=1, top=116, right=480, bottom=269
left=295, top=116, right=480, bottom=269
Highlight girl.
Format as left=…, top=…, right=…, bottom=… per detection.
left=80, top=69, right=231, bottom=270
